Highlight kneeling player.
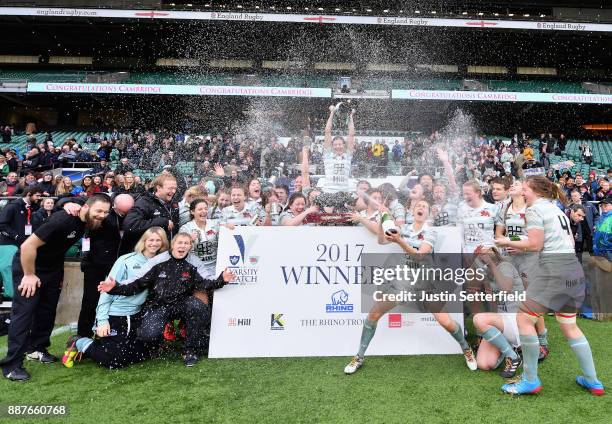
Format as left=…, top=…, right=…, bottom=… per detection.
left=98, top=233, right=235, bottom=367
left=471, top=246, right=524, bottom=378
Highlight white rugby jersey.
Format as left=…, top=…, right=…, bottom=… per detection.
left=322, top=150, right=353, bottom=193
left=220, top=202, right=266, bottom=226
left=525, top=198, right=575, bottom=253
left=389, top=199, right=406, bottom=222
left=399, top=223, right=436, bottom=250
left=358, top=209, right=381, bottom=225
left=399, top=223, right=436, bottom=268
left=208, top=205, right=224, bottom=220
left=178, top=220, right=219, bottom=270
left=457, top=200, right=498, bottom=252
left=432, top=196, right=459, bottom=227
left=495, top=201, right=527, bottom=237
left=278, top=209, right=315, bottom=226
left=405, top=210, right=414, bottom=226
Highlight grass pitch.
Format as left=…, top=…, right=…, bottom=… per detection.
left=1, top=317, right=611, bottom=424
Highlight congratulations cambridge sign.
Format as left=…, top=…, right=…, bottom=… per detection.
left=26, top=82, right=331, bottom=98
left=209, top=226, right=463, bottom=358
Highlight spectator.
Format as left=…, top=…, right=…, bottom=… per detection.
left=57, top=145, right=76, bottom=165
left=122, top=173, right=179, bottom=252
left=22, top=147, right=41, bottom=171
left=115, top=157, right=134, bottom=175
left=0, top=186, right=44, bottom=299
left=5, top=150, right=18, bottom=173
left=595, top=179, right=610, bottom=201
left=96, top=140, right=112, bottom=161
left=75, top=147, right=94, bottom=163
left=522, top=143, right=534, bottom=162
left=68, top=193, right=136, bottom=338
left=593, top=195, right=612, bottom=261
left=55, top=177, right=82, bottom=198
left=1, top=126, right=12, bottom=143
left=569, top=189, right=598, bottom=239
left=0, top=172, right=22, bottom=197
left=392, top=140, right=402, bottom=164
left=93, top=158, right=111, bottom=176
left=31, top=198, right=54, bottom=230
left=0, top=155, right=9, bottom=178
left=566, top=203, right=587, bottom=262
left=115, top=172, right=144, bottom=197
left=81, top=175, right=99, bottom=197
left=39, top=172, right=55, bottom=196
left=101, top=172, right=116, bottom=193
left=580, top=142, right=593, bottom=165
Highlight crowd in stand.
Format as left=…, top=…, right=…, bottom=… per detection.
left=0, top=122, right=611, bottom=385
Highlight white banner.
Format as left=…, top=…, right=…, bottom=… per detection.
left=523, top=167, right=546, bottom=177
left=210, top=226, right=463, bottom=358
left=26, top=82, right=331, bottom=98
left=1, top=7, right=611, bottom=32
left=392, top=89, right=612, bottom=104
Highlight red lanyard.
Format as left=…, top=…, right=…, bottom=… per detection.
left=25, top=207, right=31, bottom=225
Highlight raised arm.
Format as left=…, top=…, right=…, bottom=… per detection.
left=437, top=148, right=457, bottom=193
left=104, top=266, right=158, bottom=296
left=347, top=109, right=356, bottom=153
left=324, top=105, right=335, bottom=152
left=301, top=145, right=311, bottom=189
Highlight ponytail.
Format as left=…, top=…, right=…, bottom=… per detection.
left=525, top=176, right=568, bottom=205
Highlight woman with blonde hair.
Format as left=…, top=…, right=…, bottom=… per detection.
left=62, top=227, right=169, bottom=369
left=55, top=176, right=82, bottom=198
left=116, top=171, right=144, bottom=196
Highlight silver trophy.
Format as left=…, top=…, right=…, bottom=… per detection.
left=332, top=100, right=356, bottom=130
left=269, top=202, right=281, bottom=216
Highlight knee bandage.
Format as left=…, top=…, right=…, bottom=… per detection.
left=555, top=313, right=577, bottom=324
left=519, top=308, right=541, bottom=323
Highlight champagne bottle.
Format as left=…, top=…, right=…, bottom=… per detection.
left=381, top=212, right=398, bottom=236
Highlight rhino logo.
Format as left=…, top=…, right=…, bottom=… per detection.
left=326, top=290, right=353, bottom=313
left=331, top=290, right=349, bottom=305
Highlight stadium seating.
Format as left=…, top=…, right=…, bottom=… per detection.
left=3, top=131, right=609, bottom=180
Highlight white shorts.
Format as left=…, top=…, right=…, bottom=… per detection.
left=501, top=313, right=520, bottom=348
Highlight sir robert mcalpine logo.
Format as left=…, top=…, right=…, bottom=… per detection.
left=325, top=290, right=354, bottom=313
left=228, top=234, right=259, bottom=284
